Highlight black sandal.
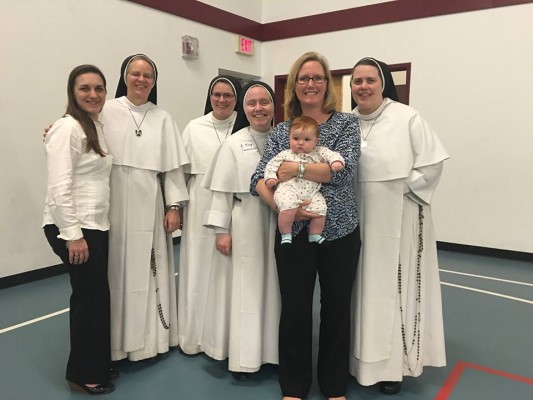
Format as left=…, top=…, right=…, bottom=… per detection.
left=380, top=381, right=402, bottom=395
left=68, top=381, right=115, bottom=395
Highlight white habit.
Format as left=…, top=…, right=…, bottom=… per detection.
left=350, top=98, right=449, bottom=385
left=103, top=97, right=189, bottom=361
left=203, top=127, right=280, bottom=371
left=178, top=111, right=237, bottom=358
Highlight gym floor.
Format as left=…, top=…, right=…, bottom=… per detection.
left=1, top=247, right=531, bottom=399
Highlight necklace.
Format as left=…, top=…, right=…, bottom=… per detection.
left=248, top=127, right=270, bottom=157
left=212, top=122, right=232, bottom=143
left=359, top=102, right=390, bottom=149
left=118, top=100, right=149, bottom=137
left=128, top=108, right=148, bottom=137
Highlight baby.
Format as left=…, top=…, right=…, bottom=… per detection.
left=265, top=116, right=344, bottom=245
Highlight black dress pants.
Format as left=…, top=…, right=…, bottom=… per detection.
left=275, top=227, right=360, bottom=399
left=44, top=225, right=111, bottom=383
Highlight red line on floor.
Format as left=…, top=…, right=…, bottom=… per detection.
left=434, top=360, right=533, bottom=400
left=462, top=362, right=533, bottom=384
left=434, top=361, right=467, bottom=400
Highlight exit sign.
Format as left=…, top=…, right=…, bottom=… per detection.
left=236, top=35, right=254, bottom=56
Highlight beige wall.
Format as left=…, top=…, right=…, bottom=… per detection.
left=1, top=0, right=531, bottom=278
left=261, top=4, right=533, bottom=252
left=0, top=0, right=263, bottom=278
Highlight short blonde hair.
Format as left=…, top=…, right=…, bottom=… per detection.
left=284, top=52, right=337, bottom=119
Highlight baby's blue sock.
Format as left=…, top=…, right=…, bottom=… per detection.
left=281, top=233, right=292, bottom=244
left=309, top=234, right=325, bottom=244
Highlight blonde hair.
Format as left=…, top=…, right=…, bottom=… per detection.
left=284, top=52, right=337, bottom=119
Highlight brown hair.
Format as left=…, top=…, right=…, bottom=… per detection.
left=284, top=52, right=337, bottom=119
left=66, top=64, right=107, bottom=156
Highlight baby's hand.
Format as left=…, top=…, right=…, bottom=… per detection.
left=265, top=178, right=278, bottom=188
left=330, top=160, right=344, bottom=172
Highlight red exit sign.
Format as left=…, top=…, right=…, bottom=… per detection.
left=236, top=35, right=254, bottom=56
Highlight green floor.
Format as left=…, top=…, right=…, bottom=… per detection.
left=0, top=248, right=531, bottom=399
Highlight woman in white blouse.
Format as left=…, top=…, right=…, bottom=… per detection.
left=45, top=55, right=189, bottom=364
left=43, top=64, right=115, bottom=395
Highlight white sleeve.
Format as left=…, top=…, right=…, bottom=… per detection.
left=45, top=120, right=84, bottom=240
left=316, top=146, right=345, bottom=166
left=405, top=162, right=444, bottom=205
left=203, top=191, right=234, bottom=232
left=264, top=152, right=286, bottom=180
left=163, top=167, right=189, bottom=206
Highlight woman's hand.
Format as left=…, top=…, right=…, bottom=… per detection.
left=216, top=233, right=232, bottom=256
left=43, top=124, right=52, bottom=142
left=255, top=179, right=277, bottom=212
left=277, top=161, right=299, bottom=183
left=294, top=200, right=321, bottom=222
left=67, top=238, right=89, bottom=265
left=164, top=208, right=181, bottom=233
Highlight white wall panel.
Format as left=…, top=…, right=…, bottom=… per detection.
left=0, top=0, right=263, bottom=278
left=261, top=4, right=533, bottom=252
left=2, top=1, right=530, bottom=279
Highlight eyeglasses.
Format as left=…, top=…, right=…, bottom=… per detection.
left=129, top=71, right=155, bottom=80
left=211, top=92, right=235, bottom=100
left=296, top=75, right=327, bottom=84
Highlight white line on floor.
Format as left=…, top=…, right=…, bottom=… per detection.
left=441, top=282, right=533, bottom=305
left=440, top=269, right=533, bottom=286
left=0, top=275, right=182, bottom=335
left=0, top=308, right=69, bottom=335
left=2, top=280, right=530, bottom=335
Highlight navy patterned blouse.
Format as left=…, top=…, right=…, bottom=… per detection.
left=250, top=112, right=360, bottom=241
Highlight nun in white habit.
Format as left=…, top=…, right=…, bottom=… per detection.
left=104, top=54, right=189, bottom=361
left=178, top=76, right=244, bottom=359
left=202, top=81, right=280, bottom=379
left=349, top=57, right=449, bottom=394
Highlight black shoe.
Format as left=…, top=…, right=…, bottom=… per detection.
left=231, top=371, right=251, bottom=382
left=68, top=381, right=115, bottom=395
left=380, top=381, right=401, bottom=394
left=109, top=367, right=120, bottom=381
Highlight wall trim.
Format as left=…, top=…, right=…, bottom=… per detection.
left=437, top=242, right=533, bottom=262
left=127, top=0, right=531, bottom=41
left=1, top=241, right=529, bottom=289
left=0, top=264, right=66, bottom=290
left=0, top=237, right=181, bottom=289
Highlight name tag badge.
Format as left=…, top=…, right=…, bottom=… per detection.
left=240, top=142, right=254, bottom=152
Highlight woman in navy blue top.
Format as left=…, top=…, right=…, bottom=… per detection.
left=251, top=52, right=361, bottom=400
